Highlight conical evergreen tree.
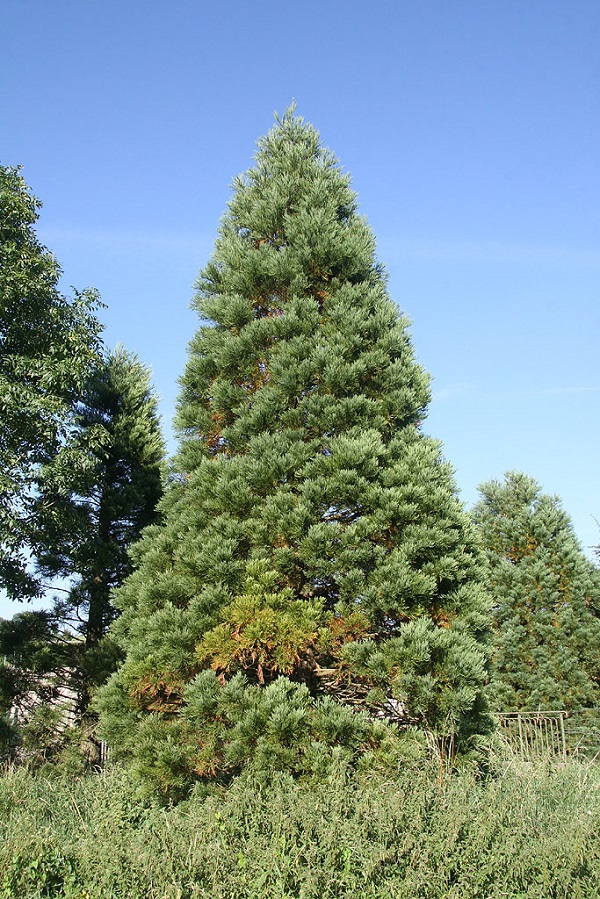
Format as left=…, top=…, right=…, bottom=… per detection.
left=98, top=110, right=490, bottom=794
left=34, top=347, right=165, bottom=712
left=473, top=471, right=600, bottom=711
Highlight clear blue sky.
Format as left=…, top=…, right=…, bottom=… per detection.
left=2, top=1, right=599, bottom=615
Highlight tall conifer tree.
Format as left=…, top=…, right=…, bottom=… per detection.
left=34, top=347, right=165, bottom=713
left=98, top=110, right=490, bottom=793
left=474, top=471, right=600, bottom=711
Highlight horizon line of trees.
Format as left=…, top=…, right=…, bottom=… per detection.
left=1, top=116, right=598, bottom=793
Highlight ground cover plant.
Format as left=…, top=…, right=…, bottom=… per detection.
left=0, top=754, right=599, bottom=898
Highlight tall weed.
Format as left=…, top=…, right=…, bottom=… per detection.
left=0, top=756, right=598, bottom=898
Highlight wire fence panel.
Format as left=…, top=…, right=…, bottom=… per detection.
left=99, top=740, right=111, bottom=767
left=495, top=711, right=567, bottom=760
left=495, top=709, right=600, bottom=761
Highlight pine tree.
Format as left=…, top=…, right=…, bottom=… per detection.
left=0, top=165, right=103, bottom=600
left=473, top=471, right=600, bottom=711
left=34, top=346, right=165, bottom=713
left=98, top=110, right=490, bottom=794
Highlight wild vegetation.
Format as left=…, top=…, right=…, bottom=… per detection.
left=0, top=755, right=599, bottom=898
left=1, top=111, right=599, bottom=895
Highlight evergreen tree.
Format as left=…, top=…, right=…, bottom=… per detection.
left=98, top=110, right=490, bottom=794
left=473, top=471, right=600, bottom=711
left=33, top=347, right=165, bottom=713
left=0, top=164, right=103, bottom=600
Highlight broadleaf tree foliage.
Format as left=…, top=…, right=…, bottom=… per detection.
left=0, top=164, right=103, bottom=600
left=98, top=109, right=491, bottom=794
left=1, top=349, right=164, bottom=759
left=0, top=610, right=75, bottom=762
left=473, top=471, right=600, bottom=711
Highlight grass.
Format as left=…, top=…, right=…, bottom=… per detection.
left=0, top=754, right=599, bottom=898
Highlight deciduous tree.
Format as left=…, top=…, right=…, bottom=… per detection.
left=0, top=164, right=103, bottom=599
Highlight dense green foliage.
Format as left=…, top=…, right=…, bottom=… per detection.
left=98, top=109, right=491, bottom=795
left=0, top=165, right=103, bottom=600
left=34, top=347, right=165, bottom=649
left=2, top=123, right=600, bottom=899
left=0, top=348, right=164, bottom=758
left=1, top=166, right=164, bottom=753
left=473, top=471, right=600, bottom=711
left=1, top=759, right=598, bottom=898
left=0, top=611, right=72, bottom=760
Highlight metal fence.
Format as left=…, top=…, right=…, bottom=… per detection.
left=495, top=711, right=567, bottom=760
left=495, top=709, right=600, bottom=761
left=99, top=740, right=111, bottom=767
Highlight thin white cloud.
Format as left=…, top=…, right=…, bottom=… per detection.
left=379, top=237, right=600, bottom=268
left=431, top=384, right=600, bottom=405
left=40, top=226, right=213, bottom=257
left=431, top=383, right=474, bottom=403
left=520, top=386, right=600, bottom=397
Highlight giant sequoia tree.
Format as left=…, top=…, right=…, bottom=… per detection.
left=98, top=111, right=490, bottom=793
left=473, top=471, right=600, bottom=711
